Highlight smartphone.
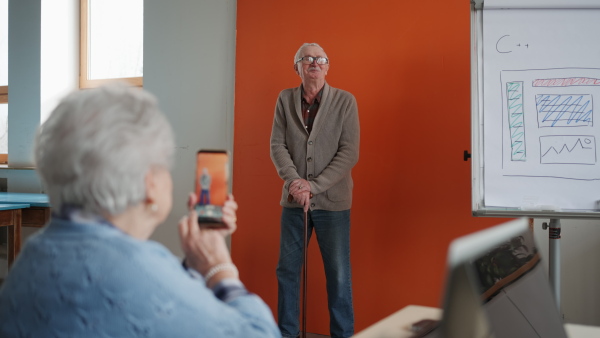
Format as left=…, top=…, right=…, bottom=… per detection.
left=194, top=149, right=229, bottom=226
left=410, top=319, right=440, bottom=338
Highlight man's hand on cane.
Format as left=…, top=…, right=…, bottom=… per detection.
left=288, top=179, right=312, bottom=212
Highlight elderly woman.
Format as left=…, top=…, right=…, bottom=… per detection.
left=0, top=84, right=279, bottom=337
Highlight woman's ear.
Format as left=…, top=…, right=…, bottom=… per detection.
left=144, top=170, right=157, bottom=205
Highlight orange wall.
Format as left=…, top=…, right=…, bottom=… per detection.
left=233, top=0, right=507, bottom=334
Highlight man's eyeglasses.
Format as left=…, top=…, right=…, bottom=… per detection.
left=295, top=56, right=329, bottom=65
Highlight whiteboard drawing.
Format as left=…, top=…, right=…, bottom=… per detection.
left=535, top=94, right=592, bottom=128
left=539, top=135, right=596, bottom=165
left=498, top=68, right=600, bottom=180
left=507, top=82, right=526, bottom=161
left=533, top=77, right=600, bottom=87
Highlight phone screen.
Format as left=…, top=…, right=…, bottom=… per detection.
left=194, top=150, right=229, bottom=225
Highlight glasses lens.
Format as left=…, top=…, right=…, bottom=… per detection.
left=316, top=57, right=328, bottom=65
left=301, top=57, right=313, bottom=64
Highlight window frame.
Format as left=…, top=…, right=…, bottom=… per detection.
left=79, top=0, right=143, bottom=89
left=0, top=86, right=6, bottom=104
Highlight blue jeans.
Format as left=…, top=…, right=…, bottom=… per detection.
left=198, top=189, right=210, bottom=205
left=276, top=207, right=354, bottom=338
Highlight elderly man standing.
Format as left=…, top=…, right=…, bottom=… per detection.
left=270, top=43, right=360, bottom=338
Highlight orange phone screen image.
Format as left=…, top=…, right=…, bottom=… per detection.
left=195, top=151, right=228, bottom=208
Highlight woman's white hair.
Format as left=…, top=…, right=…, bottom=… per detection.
left=34, top=83, right=175, bottom=216
left=294, top=42, right=325, bottom=64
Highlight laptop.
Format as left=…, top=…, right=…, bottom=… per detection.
left=421, top=218, right=567, bottom=338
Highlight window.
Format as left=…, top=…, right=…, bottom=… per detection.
left=80, top=0, right=143, bottom=88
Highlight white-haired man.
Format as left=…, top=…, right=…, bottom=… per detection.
left=270, top=43, right=360, bottom=338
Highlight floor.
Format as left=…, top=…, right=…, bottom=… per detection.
left=305, top=334, right=329, bottom=338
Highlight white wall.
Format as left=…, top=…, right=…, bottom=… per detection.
left=7, top=0, right=41, bottom=167
left=144, top=0, right=237, bottom=257
left=533, top=218, right=600, bottom=326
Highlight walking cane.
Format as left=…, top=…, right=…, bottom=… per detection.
left=302, top=208, right=308, bottom=338
left=289, top=193, right=310, bottom=338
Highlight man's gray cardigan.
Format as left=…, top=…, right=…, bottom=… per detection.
left=270, top=83, right=360, bottom=211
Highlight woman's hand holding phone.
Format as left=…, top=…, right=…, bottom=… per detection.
left=219, top=195, right=238, bottom=235
left=178, top=192, right=239, bottom=287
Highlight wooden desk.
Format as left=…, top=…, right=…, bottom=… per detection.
left=0, top=192, right=51, bottom=207
left=0, top=193, right=51, bottom=267
left=0, top=204, right=31, bottom=267
left=0, top=193, right=51, bottom=228
left=352, top=305, right=600, bottom=338
left=353, top=305, right=441, bottom=338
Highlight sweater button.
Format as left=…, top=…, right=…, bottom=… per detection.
left=308, top=174, right=313, bottom=179
left=307, top=157, right=312, bottom=162
left=311, top=203, right=315, bottom=208
left=308, top=141, right=313, bottom=145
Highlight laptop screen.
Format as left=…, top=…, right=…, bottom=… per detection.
left=436, top=218, right=567, bottom=338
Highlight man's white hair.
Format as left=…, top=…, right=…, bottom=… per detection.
left=294, top=42, right=326, bottom=64
left=34, top=83, right=175, bottom=216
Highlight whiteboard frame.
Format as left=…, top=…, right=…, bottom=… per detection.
left=469, top=0, right=600, bottom=219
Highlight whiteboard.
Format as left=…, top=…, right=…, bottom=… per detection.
left=471, top=0, right=600, bottom=218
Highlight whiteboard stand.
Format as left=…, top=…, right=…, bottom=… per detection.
left=466, top=0, right=600, bottom=316
left=542, top=219, right=562, bottom=311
